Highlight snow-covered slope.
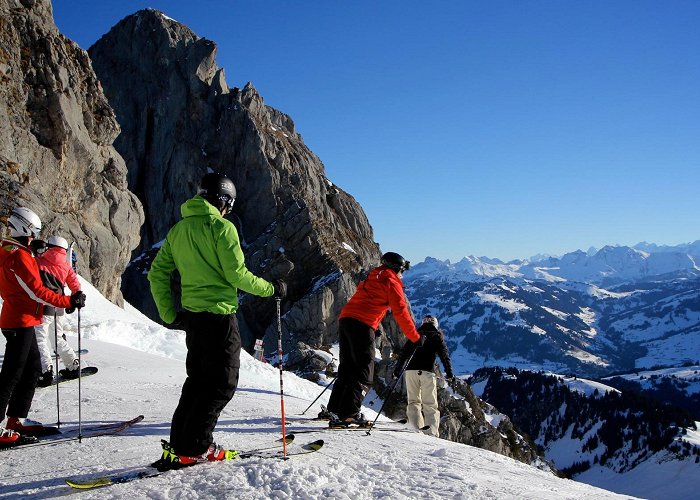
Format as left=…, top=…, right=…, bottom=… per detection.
left=470, top=367, right=700, bottom=500
left=0, top=281, right=631, bottom=499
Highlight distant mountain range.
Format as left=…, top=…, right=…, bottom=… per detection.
left=403, top=241, right=700, bottom=377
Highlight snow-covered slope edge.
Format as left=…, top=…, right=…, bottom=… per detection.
left=0, top=282, right=631, bottom=499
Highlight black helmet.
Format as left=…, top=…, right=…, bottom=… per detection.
left=199, top=172, right=236, bottom=211
left=381, top=252, right=410, bottom=273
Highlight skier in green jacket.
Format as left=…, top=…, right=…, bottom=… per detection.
left=148, top=172, right=286, bottom=469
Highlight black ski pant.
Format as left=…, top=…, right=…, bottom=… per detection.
left=0, top=327, right=41, bottom=421
left=170, top=311, right=241, bottom=456
left=327, top=317, right=375, bottom=419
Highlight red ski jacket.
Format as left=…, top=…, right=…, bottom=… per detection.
left=36, top=246, right=81, bottom=293
left=339, top=265, right=420, bottom=343
left=0, top=239, right=72, bottom=328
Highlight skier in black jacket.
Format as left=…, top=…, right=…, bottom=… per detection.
left=394, top=314, right=454, bottom=437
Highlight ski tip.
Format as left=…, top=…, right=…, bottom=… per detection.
left=66, top=477, right=113, bottom=489
left=396, top=418, right=408, bottom=425
left=303, top=439, right=324, bottom=451
left=280, top=433, right=295, bottom=444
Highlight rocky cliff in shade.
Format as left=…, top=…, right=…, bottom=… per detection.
left=0, top=0, right=143, bottom=303
left=88, top=9, right=382, bottom=351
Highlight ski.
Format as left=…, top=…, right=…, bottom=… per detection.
left=0, top=415, right=144, bottom=451
left=288, top=421, right=429, bottom=434
left=65, top=437, right=324, bottom=490
left=290, top=416, right=409, bottom=426
left=291, top=426, right=417, bottom=434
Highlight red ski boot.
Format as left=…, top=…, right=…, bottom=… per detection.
left=0, top=427, right=20, bottom=446
left=6, top=417, right=59, bottom=437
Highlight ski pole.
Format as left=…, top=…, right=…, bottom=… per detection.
left=77, top=307, right=82, bottom=442
left=54, top=311, right=60, bottom=428
left=300, top=375, right=337, bottom=415
left=366, top=344, right=419, bottom=436
left=276, top=298, right=287, bottom=458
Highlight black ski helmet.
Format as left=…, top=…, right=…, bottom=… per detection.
left=381, top=252, right=410, bottom=273
left=199, top=172, right=236, bottom=211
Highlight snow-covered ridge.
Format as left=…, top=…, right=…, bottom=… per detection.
left=405, top=241, right=700, bottom=285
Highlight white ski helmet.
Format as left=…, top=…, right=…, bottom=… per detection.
left=47, top=235, right=69, bottom=249
left=8, top=207, right=41, bottom=238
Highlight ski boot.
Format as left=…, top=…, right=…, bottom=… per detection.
left=153, top=440, right=237, bottom=471
left=316, top=404, right=337, bottom=420
left=329, top=412, right=373, bottom=429
left=0, top=426, right=20, bottom=446
left=37, top=367, right=54, bottom=387
left=5, top=417, right=59, bottom=437
left=59, top=359, right=81, bottom=380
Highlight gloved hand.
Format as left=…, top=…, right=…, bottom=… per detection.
left=392, top=363, right=402, bottom=380
left=446, top=374, right=455, bottom=383
left=70, top=291, right=86, bottom=309
left=272, top=279, right=287, bottom=299
left=29, top=239, right=47, bottom=255
left=169, top=311, right=186, bottom=329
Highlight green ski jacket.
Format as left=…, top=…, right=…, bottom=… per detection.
left=148, top=195, right=273, bottom=323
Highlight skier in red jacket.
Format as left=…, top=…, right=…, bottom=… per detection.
left=34, top=235, right=83, bottom=385
left=0, top=208, right=86, bottom=445
left=325, top=252, right=421, bottom=427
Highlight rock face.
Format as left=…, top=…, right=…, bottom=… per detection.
left=88, top=9, right=381, bottom=350
left=0, top=0, right=143, bottom=302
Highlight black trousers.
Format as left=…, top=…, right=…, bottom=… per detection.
left=0, top=327, right=41, bottom=421
left=327, top=317, right=375, bottom=419
left=170, top=311, right=241, bottom=456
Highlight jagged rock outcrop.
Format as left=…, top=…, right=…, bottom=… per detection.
left=372, top=353, right=555, bottom=472
left=88, top=9, right=381, bottom=350
left=0, top=0, right=143, bottom=302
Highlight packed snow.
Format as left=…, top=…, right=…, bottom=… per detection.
left=0, top=279, right=635, bottom=499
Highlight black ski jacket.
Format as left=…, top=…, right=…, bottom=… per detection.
left=395, top=323, right=454, bottom=379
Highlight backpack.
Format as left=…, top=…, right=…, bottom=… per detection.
left=40, top=269, right=65, bottom=316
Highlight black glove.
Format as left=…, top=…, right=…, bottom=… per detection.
left=70, top=291, right=86, bottom=309
left=30, top=239, right=47, bottom=255
left=446, top=373, right=455, bottom=383
left=392, top=367, right=401, bottom=379
left=272, top=279, right=287, bottom=299
left=65, top=307, right=75, bottom=314
left=169, top=311, right=186, bottom=329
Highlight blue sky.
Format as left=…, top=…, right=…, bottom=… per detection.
left=53, top=1, right=700, bottom=264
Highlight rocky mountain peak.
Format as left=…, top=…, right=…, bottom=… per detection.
left=0, top=0, right=143, bottom=302
left=88, top=9, right=381, bottom=351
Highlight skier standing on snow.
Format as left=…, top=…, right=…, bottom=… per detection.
left=0, top=208, right=86, bottom=445
left=34, top=235, right=83, bottom=386
left=324, top=252, right=422, bottom=428
left=394, top=314, right=454, bottom=437
left=148, top=172, right=286, bottom=468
